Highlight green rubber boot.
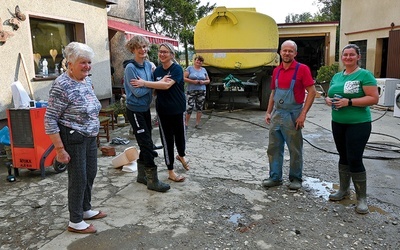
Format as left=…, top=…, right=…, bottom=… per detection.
left=145, top=167, right=170, bottom=192
left=352, top=172, right=369, bottom=214
left=329, top=164, right=351, bottom=201
left=136, top=161, right=147, bottom=185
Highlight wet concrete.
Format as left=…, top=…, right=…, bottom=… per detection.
left=0, top=95, right=399, bottom=249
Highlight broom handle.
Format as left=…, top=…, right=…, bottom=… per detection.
left=19, top=53, right=35, bottom=100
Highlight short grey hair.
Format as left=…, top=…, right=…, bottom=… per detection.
left=159, top=42, right=175, bottom=55
left=281, top=40, right=298, bottom=52
left=64, top=42, right=94, bottom=64
left=159, top=42, right=178, bottom=64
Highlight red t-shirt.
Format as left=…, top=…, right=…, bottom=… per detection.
left=271, top=60, right=314, bottom=104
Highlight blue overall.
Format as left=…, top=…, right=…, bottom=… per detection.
left=267, top=63, right=304, bottom=182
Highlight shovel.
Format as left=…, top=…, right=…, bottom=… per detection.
left=49, top=49, right=57, bottom=63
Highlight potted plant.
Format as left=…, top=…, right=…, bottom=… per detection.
left=108, top=96, right=126, bottom=122
left=316, top=63, right=339, bottom=94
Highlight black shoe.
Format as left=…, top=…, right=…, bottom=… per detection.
left=288, top=179, right=302, bottom=190
left=152, top=150, right=159, bottom=157
left=153, top=144, right=163, bottom=150
left=262, top=178, right=283, bottom=188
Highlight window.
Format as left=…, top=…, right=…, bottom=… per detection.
left=30, top=17, right=85, bottom=79
left=350, top=40, right=367, bottom=69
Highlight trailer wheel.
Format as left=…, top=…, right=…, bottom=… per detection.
left=204, top=101, right=209, bottom=110
left=53, top=159, right=68, bottom=173
left=259, top=76, right=271, bottom=111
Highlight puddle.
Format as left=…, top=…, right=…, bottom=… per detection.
left=303, top=176, right=332, bottom=200
left=369, top=206, right=388, bottom=214
left=228, top=213, right=242, bottom=225
left=303, top=177, right=387, bottom=214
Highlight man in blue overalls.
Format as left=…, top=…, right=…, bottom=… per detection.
left=263, top=40, right=317, bottom=190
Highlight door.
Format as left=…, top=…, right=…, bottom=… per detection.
left=386, top=30, right=400, bottom=78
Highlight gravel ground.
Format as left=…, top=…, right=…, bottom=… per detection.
left=0, top=97, right=399, bottom=250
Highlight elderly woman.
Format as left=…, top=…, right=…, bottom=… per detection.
left=131, top=42, right=189, bottom=183
left=45, top=42, right=105, bottom=234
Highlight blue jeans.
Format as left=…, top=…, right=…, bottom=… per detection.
left=267, top=109, right=303, bottom=181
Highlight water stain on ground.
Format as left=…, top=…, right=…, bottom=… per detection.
left=304, top=176, right=388, bottom=215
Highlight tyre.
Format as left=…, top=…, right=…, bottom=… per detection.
left=53, top=159, right=68, bottom=173
left=259, top=75, right=271, bottom=111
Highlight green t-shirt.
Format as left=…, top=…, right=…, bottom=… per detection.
left=327, top=68, right=376, bottom=124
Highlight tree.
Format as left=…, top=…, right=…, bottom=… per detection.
left=148, top=44, right=159, bottom=66
left=144, top=0, right=215, bottom=67
left=284, top=0, right=341, bottom=23
left=315, top=0, right=341, bottom=22
left=285, top=12, right=314, bottom=23
left=284, top=0, right=341, bottom=61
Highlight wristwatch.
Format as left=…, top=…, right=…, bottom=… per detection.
left=348, top=98, right=352, bottom=106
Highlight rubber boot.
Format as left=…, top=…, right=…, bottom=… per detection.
left=136, top=161, right=147, bottom=185
left=329, top=164, right=351, bottom=201
left=352, top=172, right=369, bottom=214
left=145, top=167, right=170, bottom=192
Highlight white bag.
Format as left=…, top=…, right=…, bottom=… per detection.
left=11, top=80, right=32, bottom=108
left=122, top=161, right=138, bottom=173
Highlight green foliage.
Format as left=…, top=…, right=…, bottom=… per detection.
left=148, top=44, right=159, bottom=66
left=285, top=12, right=314, bottom=23
left=316, top=63, right=339, bottom=83
left=316, top=0, right=341, bottom=21
left=109, top=99, right=126, bottom=116
left=284, top=0, right=341, bottom=23
left=284, top=0, right=341, bottom=61
left=144, top=0, right=215, bottom=67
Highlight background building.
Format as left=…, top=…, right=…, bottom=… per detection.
left=0, top=0, right=115, bottom=121
left=340, top=0, right=400, bottom=78
left=278, top=21, right=339, bottom=77
left=107, top=0, right=178, bottom=90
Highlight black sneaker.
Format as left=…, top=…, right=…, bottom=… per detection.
left=288, top=179, right=302, bottom=190
left=262, top=178, right=283, bottom=187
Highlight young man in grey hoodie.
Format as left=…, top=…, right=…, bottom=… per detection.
left=123, top=35, right=170, bottom=192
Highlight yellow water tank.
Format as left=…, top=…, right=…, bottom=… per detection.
left=194, top=7, right=279, bottom=70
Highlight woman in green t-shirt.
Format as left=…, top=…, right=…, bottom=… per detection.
left=325, top=44, right=379, bottom=214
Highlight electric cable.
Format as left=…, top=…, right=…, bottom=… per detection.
left=205, top=103, right=400, bottom=160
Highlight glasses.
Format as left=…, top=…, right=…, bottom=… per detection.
left=158, top=50, right=171, bottom=55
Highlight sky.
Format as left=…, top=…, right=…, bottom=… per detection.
left=199, top=0, right=320, bottom=23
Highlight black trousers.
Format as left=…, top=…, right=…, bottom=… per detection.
left=332, top=121, right=371, bottom=173
left=158, top=113, right=186, bottom=170
left=59, top=124, right=98, bottom=223
left=126, top=108, right=156, bottom=167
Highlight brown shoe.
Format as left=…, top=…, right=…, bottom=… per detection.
left=84, top=211, right=107, bottom=220
left=67, top=224, right=97, bottom=234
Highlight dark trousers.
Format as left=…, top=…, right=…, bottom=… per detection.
left=158, top=113, right=186, bottom=170
left=332, top=121, right=371, bottom=173
left=126, top=108, right=155, bottom=167
left=59, top=124, right=98, bottom=223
